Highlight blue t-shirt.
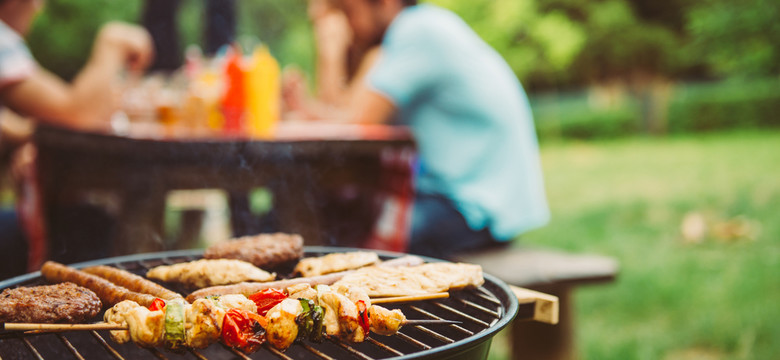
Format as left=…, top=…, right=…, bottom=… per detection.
left=367, top=4, right=550, bottom=241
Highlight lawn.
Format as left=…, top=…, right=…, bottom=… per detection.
left=490, top=130, right=780, bottom=359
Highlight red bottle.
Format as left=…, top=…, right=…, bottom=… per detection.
left=221, top=47, right=246, bottom=136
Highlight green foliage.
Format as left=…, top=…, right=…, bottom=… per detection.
left=533, top=98, right=640, bottom=140
left=21, top=0, right=780, bottom=89
left=667, top=79, right=780, bottom=133
left=425, top=0, right=586, bottom=88
left=234, top=0, right=315, bottom=73
left=686, top=0, right=780, bottom=78
left=24, top=0, right=314, bottom=80
left=26, top=0, right=142, bottom=80
left=564, top=0, right=682, bottom=84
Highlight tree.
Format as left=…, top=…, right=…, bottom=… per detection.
left=686, top=0, right=780, bottom=78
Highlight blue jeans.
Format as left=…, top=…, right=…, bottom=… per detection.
left=408, top=193, right=506, bottom=260
left=0, top=209, right=27, bottom=280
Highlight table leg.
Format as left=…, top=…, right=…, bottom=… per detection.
left=114, top=183, right=167, bottom=255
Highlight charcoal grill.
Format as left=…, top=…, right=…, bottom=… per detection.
left=0, top=247, right=524, bottom=360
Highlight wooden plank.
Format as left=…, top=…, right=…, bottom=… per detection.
left=510, top=285, right=559, bottom=325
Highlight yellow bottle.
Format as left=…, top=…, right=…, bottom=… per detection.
left=245, top=45, right=280, bottom=139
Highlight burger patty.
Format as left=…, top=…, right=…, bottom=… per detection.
left=203, top=233, right=304, bottom=269
left=0, top=282, right=102, bottom=323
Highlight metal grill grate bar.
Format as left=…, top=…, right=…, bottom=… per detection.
left=412, top=326, right=454, bottom=344
left=431, top=302, right=491, bottom=327
left=227, top=345, right=256, bottom=359
left=365, top=337, right=404, bottom=357
left=407, top=306, right=474, bottom=336
left=21, top=337, right=44, bottom=360
left=189, top=349, right=209, bottom=360
left=148, top=347, right=170, bottom=359
left=476, top=287, right=502, bottom=305
left=267, top=344, right=294, bottom=359
left=301, top=343, right=336, bottom=360
left=90, top=331, right=125, bottom=360
left=57, top=334, right=86, bottom=360
left=454, top=298, right=500, bottom=318
left=394, top=331, right=431, bottom=350
left=329, top=338, right=375, bottom=360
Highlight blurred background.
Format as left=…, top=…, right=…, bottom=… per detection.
left=8, top=0, right=780, bottom=359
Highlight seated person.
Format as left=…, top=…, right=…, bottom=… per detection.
left=0, top=0, right=153, bottom=276
left=282, top=0, right=380, bottom=120
left=284, top=0, right=550, bottom=260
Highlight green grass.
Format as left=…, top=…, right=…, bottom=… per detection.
left=489, top=130, right=780, bottom=359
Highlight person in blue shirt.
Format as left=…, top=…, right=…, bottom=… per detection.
left=294, top=0, right=550, bottom=259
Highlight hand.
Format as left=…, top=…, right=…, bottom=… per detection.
left=281, top=67, right=309, bottom=114
left=94, top=21, right=154, bottom=73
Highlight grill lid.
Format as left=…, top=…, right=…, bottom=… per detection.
left=0, top=247, right=520, bottom=360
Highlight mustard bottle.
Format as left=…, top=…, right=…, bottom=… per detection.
left=245, top=45, right=280, bottom=139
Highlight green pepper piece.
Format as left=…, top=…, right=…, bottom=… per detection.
left=310, top=305, right=325, bottom=343
left=164, top=299, right=186, bottom=350
left=295, top=298, right=315, bottom=341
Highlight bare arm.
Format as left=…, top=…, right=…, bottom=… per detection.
left=349, top=87, right=396, bottom=124
left=0, top=22, right=152, bottom=130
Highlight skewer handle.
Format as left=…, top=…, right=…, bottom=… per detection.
left=4, top=323, right=127, bottom=332
left=371, top=292, right=449, bottom=304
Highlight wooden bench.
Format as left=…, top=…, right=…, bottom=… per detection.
left=453, top=246, right=619, bottom=360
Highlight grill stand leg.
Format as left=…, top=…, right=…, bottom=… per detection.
left=510, top=285, right=574, bottom=360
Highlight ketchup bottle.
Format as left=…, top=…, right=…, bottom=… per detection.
left=221, top=46, right=246, bottom=136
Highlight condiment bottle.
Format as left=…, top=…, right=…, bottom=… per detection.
left=220, top=46, right=246, bottom=136
left=245, top=45, right=280, bottom=139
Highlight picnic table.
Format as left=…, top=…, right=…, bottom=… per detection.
left=27, top=122, right=416, bottom=269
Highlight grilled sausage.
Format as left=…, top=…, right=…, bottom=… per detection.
left=203, top=233, right=304, bottom=269
left=186, top=255, right=425, bottom=302
left=82, top=265, right=183, bottom=300
left=41, top=261, right=157, bottom=307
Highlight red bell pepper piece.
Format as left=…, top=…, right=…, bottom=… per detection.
left=148, top=298, right=166, bottom=312
left=249, top=288, right=288, bottom=316
left=356, top=300, right=370, bottom=334
left=221, top=308, right=266, bottom=353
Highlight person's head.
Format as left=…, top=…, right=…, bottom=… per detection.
left=0, top=0, right=44, bottom=35
left=336, top=0, right=416, bottom=48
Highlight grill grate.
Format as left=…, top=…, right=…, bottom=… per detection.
left=0, top=248, right=519, bottom=359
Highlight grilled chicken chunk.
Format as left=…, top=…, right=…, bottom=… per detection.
left=286, top=283, right=318, bottom=300
left=124, top=306, right=165, bottom=347
left=104, top=300, right=140, bottom=343
left=214, top=294, right=258, bottom=313
left=332, top=283, right=371, bottom=307
left=368, top=305, right=406, bottom=336
left=265, top=298, right=303, bottom=351
left=316, top=285, right=365, bottom=342
left=185, top=298, right=223, bottom=349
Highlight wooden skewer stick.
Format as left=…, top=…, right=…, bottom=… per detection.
left=8, top=318, right=460, bottom=334
left=371, top=292, right=449, bottom=304
left=5, top=323, right=127, bottom=332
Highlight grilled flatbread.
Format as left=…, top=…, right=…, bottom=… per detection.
left=333, top=263, right=484, bottom=297
left=293, top=251, right=380, bottom=277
